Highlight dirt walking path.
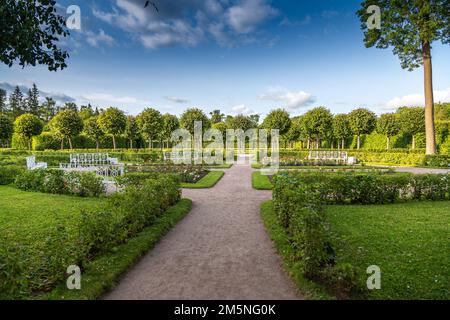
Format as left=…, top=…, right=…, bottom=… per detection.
left=103, top=156, right=300, bottom=300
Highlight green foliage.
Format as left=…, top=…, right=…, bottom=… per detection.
left=261, top=109, right=291, bottom=135
left=252, top=172, right=273, bottom=190
left=83, top=117, right=104, bottom=149
left=398, top=107, right=426, bottom=136
left=180, top=108, right=211, bottom=134
left=137, top=108, right=163, bottom=145
left=160, top=113, right=179, bottom=145
left=226, top=115, right=254, bottom=132
left=52, top=110, right=84, bottom=149
left=13, top=113, right=43, bottom=149
left=0, top=165, right=24, bottom=185
left=332, top=114, right=351, bottom=144
left=0, top=113, right=13, bottom=146
left=210, top=110, right=225, bottom=124
left=348, top=108, right=376, bottom=136
left=98, top=108, right=127, bottom=149
left=124, top=115, right=139, bottom=149
left=303, top=107, right=334, bottom=141
left=377, top=113, right=400, bottom=149
left=357, top=0, right=449, bottom=71
left=0, top=0, right=70, bottom=71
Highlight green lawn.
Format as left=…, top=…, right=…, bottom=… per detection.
left=0, top=186, right=105, bottom=245
left=181, top=171, right=225, bottom=189
left=327, top=202, right=450, bottom=300
left=252, top=172, right=273, bottom=190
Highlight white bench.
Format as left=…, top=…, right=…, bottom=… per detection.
left=60, top=153, right=124, bottom=177
left=308, top=151, right=354, bottom=164
left=26, top=156, right=48, bottom=170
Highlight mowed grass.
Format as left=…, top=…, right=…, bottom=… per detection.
left=181, top=171, right=225, bottom=189
left=0, top=186, right=105, bottom=245
left=327, top=201, right=450, bottom=300
left=252, top=172, right=273, bottom=190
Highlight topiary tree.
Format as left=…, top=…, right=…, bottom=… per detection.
left=161, top=114, right=179, bottom=149
left=303, top=107, right=333, bottom=149
left=210, top=110, right=225, bottom=124
left=124, top=115, right=139, bottom=149
left=137, top=108, right=162, bottom=149
left=14, top=113, right=43, bottom=150
left=84, top=117, right=104, bottom=150
left=357, top=1, right=449, bottom=155
left=52, top=110, right=83, bottom=149
left=98, top=107, right=127, bottom=150
left=180, top=108, right=211, bottom=135
left=332, top=114, right=352, bottom=149
left=377, top=113, right=400, bottom=149
left=212, top=122, right=228, bottom=140
left=0, top=113, right=13, bottom=147
left=348, top=108, right=377, bottom=149
left=398, top=107, right=426, bottom=150
left=1, top=0, right=70, bottom=71
left=285, top=116, right=303, bottom=148
left=262, top=109, right=291, bottom=134
left=226, top=115, right=253, bottom=132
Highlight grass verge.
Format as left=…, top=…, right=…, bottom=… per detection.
left=181, top=171, right=224, bottom=189
left=260, top=201, right=332, bottom=300
left=40, top=198, right=192, bottom=300
left=252, top=172, right=273, bottom=190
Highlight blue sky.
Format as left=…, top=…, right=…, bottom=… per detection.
left=1, top=0, right=450, bottom=118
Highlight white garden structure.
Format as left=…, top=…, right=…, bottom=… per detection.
left=26, top=156, right=48, bottom=170
left=308, top=151, right=356, bottom=165
left=59, top=153, right=125, bottom=178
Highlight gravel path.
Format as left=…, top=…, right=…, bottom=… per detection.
left=103, top=156, right=300, bottom=300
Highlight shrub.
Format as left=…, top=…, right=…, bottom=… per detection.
left=65, top=172, right=105, bottom=197
left=0, top=166, right=24, bottom=185
left=14, top=169, right=47, bottom=191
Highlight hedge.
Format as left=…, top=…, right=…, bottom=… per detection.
left=272, top=171, right=450, bottom=298
left=0, top=173, right=181, bottom=299
left=0, top=166, right=24, bottom=185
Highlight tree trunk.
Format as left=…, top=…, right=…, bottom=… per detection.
left=342, top=139, right=345, bottom=150
left=28, top=138, right=32, bottom=151
left=412, top=135, right=416, bottom=150
left=96, top=139, right=100, bottom=150
left=112, top=135, right=116, bottom=150
left=68, top=137, right=73, bottom=150
left=386, top=136, right=390, bottom=150
left=61, top=139, right=64, bottom=150
left=357, top=135, right=361, bottom=150
left=422, top=41, right=436, bottom=155
left=307, top=138, right=310, bottom=150
left=129, top=139, right=133, bottom=149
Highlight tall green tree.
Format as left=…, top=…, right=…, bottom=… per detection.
left=137, top=108, right=163, bottom=149
left=227, top=115, right=253, bottom=132
left=40, top=97, right=57, bottom=122
left=261, top=109, right=291, bottom=135
left=357, top=0, right=449, bottom=155
left=9, top=86, right=25, bottom=118
left=0, top=114, right=13, bottom=147
left=0, top=89, right=7, bottom=114
left=377, top=113, right=400, bottom=149
left=124, top=115, right=139, bottom=149
left=98, top=107, right=127, bottom=150
left=210, top=110, right=225, bottom=124
left=303, top=107, right=333, bottom=149
left=332, top=114, right=352, bottom=149
left=84, top=117, right=104, bottom=150
left=348, top=108, right=377, bottom=149
left=79, top=104, right=95, bottom=121
left=161, top=114, right=179, bottom=149
left=25, top=83, right=40, bottom=116
left=52, top=110, right=84, bottom=149
left=0, top=0, right=70, bottom=71
left=180, top=108, right=211, bottom=135
left=398, top=107, right=426, bottom=150
left=14, top=113, right=43, bottom=150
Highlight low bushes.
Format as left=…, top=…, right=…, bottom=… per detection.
left=0, top=165, right=24, bottom=185
left=127, top=164, right=208, bottom=183
left=1, top=173, right=181, bottom=299
left=15, top=169, right=105, bottom=197
left=272, top=171, right=450, bottom=298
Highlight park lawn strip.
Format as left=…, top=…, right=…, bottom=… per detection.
left=327, top=202, right=450, bottom=300
left=252, top=172, right=273, bottom=190
left=40, top=199, right=192, bottom=300
left=182, top=171, right=224, bottom=189
left=260, top=201, right=332, bottom=300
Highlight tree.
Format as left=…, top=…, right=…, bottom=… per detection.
left=357, top=1, right=449, bottom=155
left=9, top=86, right=25, bottom=118
left=285, top=116, right=303, bottom=148
left=210, top=110, right=225, bottom=124
left=0, top=89, right=7, bottom=114
left=227, top=115, right=253, bottom=132
left=377, top=113, right=400, bottom=149
left=0, top=114, right=13, bottom=147
left=348, top=108, right=377, bottom=149
left=180, top=108, right=211, bottom=135
left=261, top=109, right=291, bottom=135
left=303, top=107, right=333, bottom=149
left=137, top=108, right=162, bottom=149
left=124, top=116, right=139, bottom=149
left=84, top=117, right=104, bottom=150
left=212, top=122, right=228, bottom=140
left=1, top=0, right=70, bottom=71
left=249, top=114, right=260, bottom=128
left=40, top=97, right=57, bottom=122
left=98, top=107, right=126, bottom=150
left=62, top=102, right=78, bottom=112
left=26, top=83, right=40, bottom=116
left=79, top=104, right=95, bottom=121
left=52, top=110, right=83, bottom=149
left=398, top=107, right=425, bottom=150
left=14, top=113, right=43, bottom=150
left=161, top=114, right=179, bottom=149
left=332, top=114, right=352, bottom=149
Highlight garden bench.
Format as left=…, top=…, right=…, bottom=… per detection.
left=308, top=151, right=352, bottom=164
left=59, top=153, right=124, bottom=177
left=26, top=156, right=48, bottom=170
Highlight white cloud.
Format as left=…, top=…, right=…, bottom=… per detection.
left=280, top=15, right=311, bottom=27
left=86, top=29, right=117, bottom=48
left=165, top=96, right=189, bottom=104
left=231, top=104, right=254, bottom=116
left=93, top=0, right=278, bottom=49
left=259, top=88, right=316, bottom=110
left=81, top=93, right=147, bottom=106
left=386, top=88, right=450, bottom=108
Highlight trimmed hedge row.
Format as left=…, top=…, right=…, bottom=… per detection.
left=0, top=166, right=24, bottom=185
left=0, top=174, right=181, bottom=299
left=272, top=171, right=450, bottom=298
